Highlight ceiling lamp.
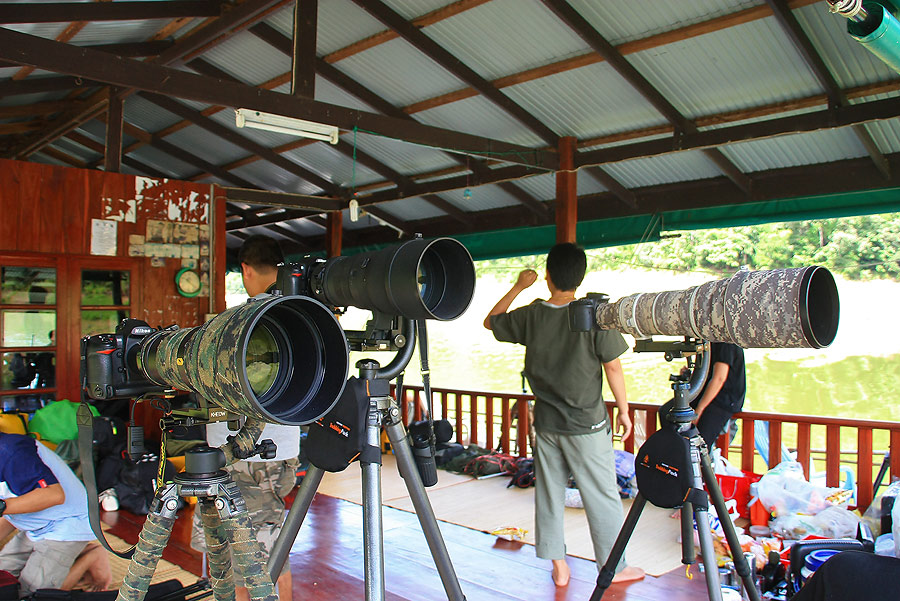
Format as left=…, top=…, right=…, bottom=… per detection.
left=234, top=109, right=339, bottom=144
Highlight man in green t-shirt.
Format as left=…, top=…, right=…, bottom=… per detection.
left=484, top=243, right=644, bottom=587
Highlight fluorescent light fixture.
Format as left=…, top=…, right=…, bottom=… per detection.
left=234, top=109, right=339, bottom=144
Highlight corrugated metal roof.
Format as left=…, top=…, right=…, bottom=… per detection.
left=126, top=145, right=197, bottom=179
left=626, top=16, right=824, bottom=119
left=200, top=30, right=292, bottom=88
left=416, top=0, right=588, bottom=82
left=719, top=127, right=870, bottom=172
left=567, top=0, right=762, bottom=45
left=71, top=19, right=185, bottom=45
left=229, top=161, right=325, bottom=195
left=375, top=195, right=446, bottom=221
left=280, top=142, right=382, bottom=189
left=124, top=95, right=185, bottom=134
left=502, top=61, right=665, bottom=139
left=311, top=0, right=388, bottom=57
left=415, top=94, right=547, bottom=147
left=603, top=150, right=724, bottom=188
left=349, top=130, right=460, bottom=177
left=443, top=182, right=529, bottom=212
left=862, top=117, right=900, bottom=155
left=331, top=37, right=465, bottom=108
left=795, top=3, right=900, bottom=89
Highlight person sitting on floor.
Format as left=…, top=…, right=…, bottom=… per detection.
left=0, top=432, right=111, bottom=595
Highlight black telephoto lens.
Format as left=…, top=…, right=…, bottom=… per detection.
left=408, top=432, right=438, bottom=487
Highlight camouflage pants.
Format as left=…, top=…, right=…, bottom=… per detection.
left=191, top=458, right=299, bottom=582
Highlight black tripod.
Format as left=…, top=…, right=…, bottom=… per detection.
left=117, top=446, right=278, bottom=601
left=590, top=341, right=760, bottom=601
left=265, top=322, right=466, bottom=601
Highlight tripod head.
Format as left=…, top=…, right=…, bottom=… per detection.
left=634, top=337, right=711, bottom=429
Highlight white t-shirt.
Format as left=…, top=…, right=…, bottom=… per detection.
left=206, top=421, right=300, bottom=462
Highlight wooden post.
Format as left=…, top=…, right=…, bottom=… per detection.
left=292, top=0, right=317, bottom=98
left=105, top=88, right=123, bottom=172
left=555, top=135, right=577, bottom=243
left=326, top=210, right=342, bottom=258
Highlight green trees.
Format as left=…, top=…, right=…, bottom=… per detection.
left=475, top=213, right=900, bottom=280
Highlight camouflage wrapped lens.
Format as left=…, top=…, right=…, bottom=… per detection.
left=594, top=266, right=839, bottom=348
left=138, top=294, right=348, bottom=424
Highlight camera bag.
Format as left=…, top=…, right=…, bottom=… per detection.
left=307, top=377, right=381, bottom=472
left=634, top=427, right=699, bottom=509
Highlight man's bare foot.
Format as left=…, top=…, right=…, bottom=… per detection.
left=551, top=559, right=570, bottom=587
left=611, top=566, right=645, bottom=583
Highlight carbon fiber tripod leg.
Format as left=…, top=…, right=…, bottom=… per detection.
left=589, top=493, right=646, bottom=601
left=223, top=512, right=278, bottom=601
left=700, top=447, right=762, bottom=601
left=198, top=499, right=236, bottom=601
left=115, top=489, right=178, bottom=601
left=383, top=404, right=466, bottom=601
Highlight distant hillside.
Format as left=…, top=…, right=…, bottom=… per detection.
left=475, top=212, right=900, bottom=281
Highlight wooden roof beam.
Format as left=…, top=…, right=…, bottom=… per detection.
left=0, top=1, right=224, bottom=23
left=6, top=0, right=289, bottom=159
left=140, top=92, right=340, bottom=195
left=765, top=0, right=890, bottom=179
left=541, top=0, right=751, bottom=197
left=0, top=28, right=558, bottom=170
left=352, top=0, right=560, bottom=147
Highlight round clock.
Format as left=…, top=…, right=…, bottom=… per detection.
left=175, top=268, right=202, bottom=298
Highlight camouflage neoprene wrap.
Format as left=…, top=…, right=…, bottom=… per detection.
left=594, top=266, right=839, bottom=349
left=115, top=513, right=175, bottom=601
left=199, top=499, right=237, bottom=601
left=223, top=512, right=278, bottom=601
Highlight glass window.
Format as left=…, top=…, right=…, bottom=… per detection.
left=81, top=270, right=130, bottom=306
left=1, top=310, right=56, bottom=347
left=1, top=351, right=55, bottom=389
left=81, top=309, right=128, bottom=337
left=0, top=267, right=57, bottom=305
left=0, top=392, right=54, bottom=413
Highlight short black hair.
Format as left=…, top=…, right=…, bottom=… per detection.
left=546, top=243, right=586, bottom=291
left=238, top=235, right=284, bottom=272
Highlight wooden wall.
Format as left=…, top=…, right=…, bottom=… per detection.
left=0, top=158, right=226, bottom=403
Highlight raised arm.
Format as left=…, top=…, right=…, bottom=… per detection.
left=483, top=269, right=537, bottom=330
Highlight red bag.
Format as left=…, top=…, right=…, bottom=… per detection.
left=714, top=470, right=761, bottom=520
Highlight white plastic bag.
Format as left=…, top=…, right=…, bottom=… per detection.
left=757, top=461, right=845, bottom=516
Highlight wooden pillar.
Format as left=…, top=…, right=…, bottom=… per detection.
left=105, top=87, right=123, bottom=172
left=292, top=0, right=318, bottom=98
left=555, top=136, right=577, bottom=243
left=213, top=188, right=228, bottom=314
left=326, top=210, right=342, bottom=258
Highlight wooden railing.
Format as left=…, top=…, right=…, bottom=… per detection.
left=397, top=385, right=900, bottom=512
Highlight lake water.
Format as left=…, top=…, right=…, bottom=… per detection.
left=339, top=269, right=900, bottom=425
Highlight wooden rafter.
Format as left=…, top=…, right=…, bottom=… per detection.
left=765, top=0, right=890, bottom=179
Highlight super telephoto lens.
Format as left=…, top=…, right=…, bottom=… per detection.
left=138, top=295, right=349, bottom=425
left=316, top=237, right=476, bottom=320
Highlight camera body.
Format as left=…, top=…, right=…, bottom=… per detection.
left=567, top=293, right=609, bottom=332
left=81, top=318, right=166, bottom=400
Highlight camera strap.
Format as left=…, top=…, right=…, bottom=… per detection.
left=416, top=320, right=436, bottom=448
left=76, top=403, right=137, bottom=559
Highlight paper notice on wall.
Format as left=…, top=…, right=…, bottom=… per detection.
left=90, top=219, right=118, bottom=256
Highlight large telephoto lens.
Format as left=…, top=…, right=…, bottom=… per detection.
left=594, top=266, right=839, bottom=349
left=315, top=237, right=475, bottom=320
left=137, top=295, right=348, bottom=424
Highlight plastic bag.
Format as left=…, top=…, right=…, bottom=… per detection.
left=809, top=505, right=860, bottom=539
left=757, top=461, right=845, bottom=516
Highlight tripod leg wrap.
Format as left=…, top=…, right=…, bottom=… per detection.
left=221, top=420, right=266, bottom=466
left=199, top=500, right=236, bottom=601
left=115, top=513, right=175, bottom=601
left=223, top=513, right=278, bottom=601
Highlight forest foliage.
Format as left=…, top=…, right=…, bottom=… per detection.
left=475, top=212, right=900, bottom=280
